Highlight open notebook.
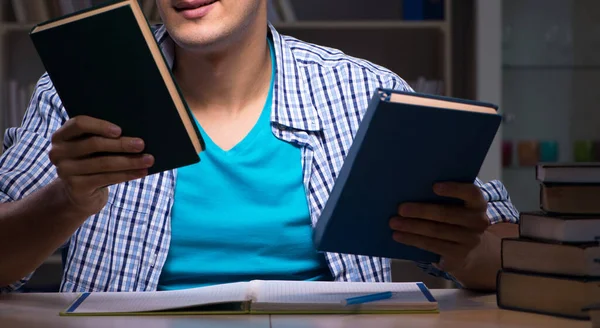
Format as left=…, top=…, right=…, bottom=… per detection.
left=61, top=280, right=438, bottom=316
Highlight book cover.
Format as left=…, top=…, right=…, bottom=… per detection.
left=313, top=88, right=501, bottom=263
left=29, top=0, right=204, bottom=175
left=536, top=162, right=600, bottom=184
left=501, top=237, right=600, bottom=277
left=59, top=280, right=438, bottom=316
left=518, top=211, right=600, bottom=243
left=497, top=269, right=600, bottom=320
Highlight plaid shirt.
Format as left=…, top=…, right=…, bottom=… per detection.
left=1, top=24, right=519, bottom=293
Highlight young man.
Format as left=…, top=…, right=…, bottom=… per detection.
left=0, top=0, right=519, bottom=293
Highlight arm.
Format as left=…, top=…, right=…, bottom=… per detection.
left=390, top=179, right=520, bottom=292
left=446, top=179, right=520, bottom=291
left=0, top=183, right=91, bottom=288
left=0, top=75, right=152, bottom=291
left=0, top=75, right=71, bottom=290
left=381, top=74, right=520, bottom=290
left=446, top=221, right=518, bottom=291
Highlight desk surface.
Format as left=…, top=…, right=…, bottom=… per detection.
left=0, top=289, right=589, bottom=328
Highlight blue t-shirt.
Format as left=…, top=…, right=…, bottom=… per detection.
left=157, top=39, right=330, bottom=290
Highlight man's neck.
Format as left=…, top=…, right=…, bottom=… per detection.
left=172, top=26, right=272, bottom=116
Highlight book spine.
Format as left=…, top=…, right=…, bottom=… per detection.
left=496, top=270, right=591, bottom=320
left=312, top=89, right=383, bottom=249
left=585, top=248, right=600, bottom=277
left=402, top=0, right=424, bottom=20
left=379, top=87, right=498, bottom=111
left=402, top=0, right=443, bottom=20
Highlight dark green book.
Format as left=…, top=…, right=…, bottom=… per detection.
left=29, top=0, right=204, bottom=175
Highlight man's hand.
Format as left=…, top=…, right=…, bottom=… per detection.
left=389, top=182, right=490, bottom=272
left=49, top=115, right=154, bottom=217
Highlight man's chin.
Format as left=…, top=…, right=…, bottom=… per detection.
left=167, top=25, right=230, bottom=53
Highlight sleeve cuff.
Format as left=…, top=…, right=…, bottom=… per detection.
left=414, top=261, right=463, bottom=288
left=0, top=272, right=34, bottom=294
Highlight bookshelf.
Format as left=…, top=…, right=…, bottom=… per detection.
left=0, top=0, right=486, bottom=290
left=0, top=0, right=471, bottom=143
left=500, top=0, right=600, bottom=212
left=272, top=0, right=455, bottom=98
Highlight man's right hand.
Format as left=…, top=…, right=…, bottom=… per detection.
left=49, top=115, right=154, bottom=217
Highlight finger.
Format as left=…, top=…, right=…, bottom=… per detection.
left=398, top=203, right=490, bottom=231
left=392, top=231, right=470, bottom=261
left=57, top=154, right=154, bottom=176
left=433, top=182, right=487, bottom=210
left=52, top=116, right=121, bottom=142
left=50, top=136, right=145, bottom=161
left=390, top=217, right=482, bottom=246
left=70, top=169, right=149, bottom=191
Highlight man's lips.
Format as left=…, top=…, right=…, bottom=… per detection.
left=174, top=0, right=218, bottom=11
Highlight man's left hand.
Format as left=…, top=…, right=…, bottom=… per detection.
left=389, top=182, right=490, bottom=272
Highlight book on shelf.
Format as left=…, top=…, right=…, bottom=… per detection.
left=8, top=0, right=163, bottom=23
left=3, top=80, right=37, bottom=132
left=9, top=0, right=296, bottom=24
left=408, top=77, right=445, bottom=95
left=402, top=0, right=444, bottom=21
left=313, top=88, right=501, bottom=263
left=6, top=0, right=449, bottom=27
left=267, top=0, right=282, bottom=23
left=278, top=0, right=404, bottom=21
left=497, top=162, right=600, bottom=320
left=10, top=0, right=51, bottom=23
left=60, top=280, right=438, bottom=316
left=273, top=0, right=444, bottom=22
left=275, top=0, right=296, bottom=22
left=29, top=0, right=204, bottom=175
left=139, top=0, right=156, bottom=18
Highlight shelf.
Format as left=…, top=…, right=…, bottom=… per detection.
left=273, top=20, right=448, bottom=30
left=502, top=165, right=537, bottom=170
left=1, top=22, right=165, bottom=33
left=45, top=253, right=62, bottom=265
left=1, top=23, right=34, bottom=32
left=503, top=64, right=600, bottom=70
left=1, top=20, right=448, bottom=34
left=275, top=26, right=446, bottom=84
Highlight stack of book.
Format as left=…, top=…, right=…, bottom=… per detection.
left=497, top=162, right=600, bottom=320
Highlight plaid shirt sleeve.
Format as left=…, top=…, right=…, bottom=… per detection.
left=385, top=75, right=521, bottom=285
left=0, top=74, right=65, bottom=293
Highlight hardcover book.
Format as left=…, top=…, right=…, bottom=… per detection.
left=60, top=280, right=438, bottom=316
left=29, top=0, right=204, bottom=175
left=313, top=88, right=501, bottom=262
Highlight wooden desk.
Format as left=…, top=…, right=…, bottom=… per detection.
left=273, top=289, right=591, bottom=328
left=0, top=289, right=589, bottom=328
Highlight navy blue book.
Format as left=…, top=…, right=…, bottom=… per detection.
left=402, top=0, right=444, bottom=20
left=313, top=88, right=501, bottom=263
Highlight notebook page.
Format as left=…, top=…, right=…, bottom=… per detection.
left=252, top=280, right=433, bottom=305
left=67, top=281, right=250, bottom=314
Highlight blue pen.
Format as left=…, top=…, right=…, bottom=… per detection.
left=341, top=291, right=393, bottom=306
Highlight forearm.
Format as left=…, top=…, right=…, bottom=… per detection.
left=448, top=222, right=519, bottom=291
left=0, top=180, right=89, bottom=287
